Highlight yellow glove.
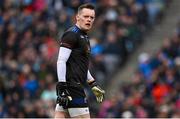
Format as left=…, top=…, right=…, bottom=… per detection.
left=89, top=81, right=105, bottom=103
left=92, top=85, right=105, bottom=103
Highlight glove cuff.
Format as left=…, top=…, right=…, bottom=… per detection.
left=88, top=80, right=97, bottom=88
left=56, top=82, right=68, bottom=90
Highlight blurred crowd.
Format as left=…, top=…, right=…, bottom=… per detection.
left=0, top=0, right=171, bottom=118
left=98, top=21, right=180, bottom=118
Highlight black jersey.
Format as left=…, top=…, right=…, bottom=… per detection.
left=59, top=25, right=91, bottom=87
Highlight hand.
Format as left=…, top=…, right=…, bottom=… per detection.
left=56, top=82, right=72, bottom=109
left=89, top=81, right=105, bottom=103
left=92, top=85, right=105, bottom=103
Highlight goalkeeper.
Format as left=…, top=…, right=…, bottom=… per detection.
left=55, top=3, right=105, bottom=118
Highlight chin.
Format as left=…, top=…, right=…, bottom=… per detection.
left=83, top=28, right=90, bottom=32
left=86, top=28, right=90, bottom=31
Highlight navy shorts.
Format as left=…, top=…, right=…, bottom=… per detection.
left=67, top=86, right=88, bottom=108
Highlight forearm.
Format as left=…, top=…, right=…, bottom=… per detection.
left=57, top=60, right=66, bottom=82
left=57, top=47, right=72, bottom=82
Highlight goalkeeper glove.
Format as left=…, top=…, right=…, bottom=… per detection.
left=56, top=82, right=72, bottom=109
left=89, top=81, right=105, bottom=103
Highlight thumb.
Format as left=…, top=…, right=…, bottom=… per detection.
left=68, top=96, right=72, bottom=101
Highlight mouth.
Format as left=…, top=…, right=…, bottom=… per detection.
left=85, top=23, right=91, bottom=27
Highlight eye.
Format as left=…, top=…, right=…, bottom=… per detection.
left=90, top=16, right=94, bottom=20
left=84, top=16, right=89, bottom=18
left=83, top=15, right=94, bottom=20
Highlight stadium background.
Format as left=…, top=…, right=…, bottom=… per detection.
left=0, top=0, right=180, bottom=118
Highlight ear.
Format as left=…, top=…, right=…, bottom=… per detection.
left=76, top=14, right=80, bottom=21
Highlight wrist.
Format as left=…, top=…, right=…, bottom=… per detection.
left=57, top=82, right=68, bottom=90
left=88, top=80, right=97, bottom=88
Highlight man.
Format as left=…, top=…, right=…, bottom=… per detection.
left=55, top=3, right=105, bottom=118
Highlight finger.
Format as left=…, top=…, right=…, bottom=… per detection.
left=98, top=96, right=102, bottom=103
left=98, top=97, right=100, bottom=103
left=68, top=96, right=72, bottom=101
left=100, top=96, right=103, bottom=102
left=59, top=98, right=64, bottom=105
left=61, top=98, right=65, bottom=105
left=57, top=97, right=60, bottom=103
left=96, top=89, right=105, bottom=95
left=100, top=90, right=105, bottom=94
left=63, top=98, right=67, bottom=105
left=99, top=96, right=102, bottom=103
left=65, top=98, right=68, bottom=106
left=97, top=87, right=105, bottom=94
left=99, top=95, right=104, bottom=102
left=96, top=97, right=100, bottom=103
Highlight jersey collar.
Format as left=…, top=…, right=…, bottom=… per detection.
left=74, top=25, right=88, bottom=35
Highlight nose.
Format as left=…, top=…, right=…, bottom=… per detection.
left=87, top=17, right=91, bottom=22
left=87, top=16, right=93, bottom=22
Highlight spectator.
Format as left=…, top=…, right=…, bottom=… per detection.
left=98, top=20, right=180, bottom=118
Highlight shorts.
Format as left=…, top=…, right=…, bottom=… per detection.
left=55, top=105, right=90, bottom=117
left=57, top=85, right=88, bottom=108
left=55, top=85, right=89, bottom=117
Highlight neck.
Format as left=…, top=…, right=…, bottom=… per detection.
left=75, top=23, right=88, bottom=33
left=75, top=23, right=81, bottom=29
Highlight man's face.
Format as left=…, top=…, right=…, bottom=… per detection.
left=76, top=8, right=95, bottom=32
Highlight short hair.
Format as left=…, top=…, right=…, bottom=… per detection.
left=78, top=3, right=95, bottom=13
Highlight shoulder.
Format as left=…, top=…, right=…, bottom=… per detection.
left=62, top=31, right=76, bottom=38
left=67, top=26, right=80, bottom=33
left=62, top=26, right=80, bottom=37
left=59, top=27, right=80, bottom=48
